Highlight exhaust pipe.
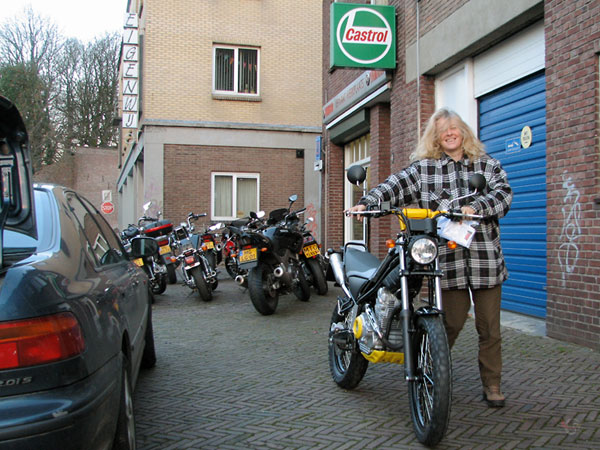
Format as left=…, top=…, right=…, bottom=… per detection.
left=273, top=266, right=284, bottom=278
left=328, top=252, right=352, bottom=298
left=235, top=275, right=246, bottom=285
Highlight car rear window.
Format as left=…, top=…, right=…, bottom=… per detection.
left=2, top=189, right=55, bottom=253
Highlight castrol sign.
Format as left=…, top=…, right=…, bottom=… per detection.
left=331, top=3, right=396, bottom=69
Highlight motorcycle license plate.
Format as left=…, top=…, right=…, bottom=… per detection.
left=204, top=241, right=215, bottom=250
left=239, top=248, right=258, bottom=263
left=133, top=258, right=144, bottom=267
left=159, top=244, right=172, bottom=255
left=303, top=243, right=320, bottom=258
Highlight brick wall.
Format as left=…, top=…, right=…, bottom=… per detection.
left=163, top=144, right=305, bottom=226
left=544, top=0, right=600, bottom=349
left=33, top=147, right=120, bottom=229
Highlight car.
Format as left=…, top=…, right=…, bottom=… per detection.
left=0, top=97, right=156, bottom=450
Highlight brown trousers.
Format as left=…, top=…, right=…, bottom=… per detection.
left=442, top=285, right=502, bottom=387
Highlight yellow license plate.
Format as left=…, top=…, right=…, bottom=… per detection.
left=159, top=245, right=172, bottom=255
left=133, top=258, right=144, bottom=266
left=303, top=244, right=320, bottom=258
left=239, top=248, right=258, bottom=263
left=204, top=241, right=214, bottom=250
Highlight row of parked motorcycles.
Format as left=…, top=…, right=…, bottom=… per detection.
left=119, top=195, right=328, bottom=313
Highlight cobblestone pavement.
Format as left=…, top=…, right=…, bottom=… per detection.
left=134, top=274, right=600, bottom=449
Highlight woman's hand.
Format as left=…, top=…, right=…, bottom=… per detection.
left=345, top=204, right=367, bottom=222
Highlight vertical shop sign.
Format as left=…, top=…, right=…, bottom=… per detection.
left=122, top=13, right=139, bottom=129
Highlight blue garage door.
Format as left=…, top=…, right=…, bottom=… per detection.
left=478, top=71, right=547, bottom=318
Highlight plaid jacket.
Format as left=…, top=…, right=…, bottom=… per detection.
left=359, top=154, right=513, bottom=290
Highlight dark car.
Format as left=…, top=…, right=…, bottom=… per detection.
left=0, top=98, right=156, bottom=450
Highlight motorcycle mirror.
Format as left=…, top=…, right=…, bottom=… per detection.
left=469, top=174, right=487, bottom=193
left=307, top=217, right=314, bottom=222
left=249, top=211, right=257, bottom=219
left=143, top=201, right=152, bottom=212
left=347, top=165, right=367, bottom=185
left=256, top=211, right=265, bottom=218
left=288, top=194, right=298, bottom=203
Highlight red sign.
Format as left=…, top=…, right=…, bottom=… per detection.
left=101, top=201, right=114, bottom=214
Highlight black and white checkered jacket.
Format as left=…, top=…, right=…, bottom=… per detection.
left=358, top=153, right=513, bottom=290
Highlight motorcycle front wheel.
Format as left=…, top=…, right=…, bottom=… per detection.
left=248, top=262, right=279, bottom=315
left=408, top=314, right=452, bottom=447
left=328, top=303, right=368, bottom=389
left=191, top=266, right=212, bottom=302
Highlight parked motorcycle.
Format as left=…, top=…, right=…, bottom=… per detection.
left=120, top=207, right=170, bottom=295
left=199, top=222, right=225, bottom=270
left=171, top=212, right=218, bottom=301
left=137, top=202, right=177, bottom=284
left=327, top=165, right=486, bottom=447
left=223, top=211, right=266, bottom=286
left=299, top=217, right=328, bottom=295
left=232, top=196, right=310, bottom=315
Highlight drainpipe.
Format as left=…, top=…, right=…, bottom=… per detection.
left=416, top=0, right=421, bottom=138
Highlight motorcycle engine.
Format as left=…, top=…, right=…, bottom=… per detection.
left=353, top=287, right=401, bottom=353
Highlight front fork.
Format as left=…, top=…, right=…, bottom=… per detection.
left=400, top=249, right=443, bottom=382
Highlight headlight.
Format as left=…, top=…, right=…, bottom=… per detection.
left=409, top=237, right=438, bottom=265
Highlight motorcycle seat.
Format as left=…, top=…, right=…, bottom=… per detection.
left=345, top=246, right=380, bottom=281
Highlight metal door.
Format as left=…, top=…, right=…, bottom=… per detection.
left=479, top=71, right=547, bottom=317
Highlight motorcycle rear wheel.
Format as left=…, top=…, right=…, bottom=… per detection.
left=150, top=275, right=167, bottom=295
left=225, top=256, right=239, bottom=279
left=292, top=264, right=311, bottom=302
left=408, top=314, right=452, bottom=447
left=248, top=263, right=279, bottom=315
left=167, top=264, right=177, bottom=284
left=306, top=258, right=328, bottom=295
left=328, top=303, right=368, bottom=389
left=191, top=267, right=212, bottom=302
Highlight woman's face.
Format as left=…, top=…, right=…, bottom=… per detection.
left=436, top=117, right=463, bottom=156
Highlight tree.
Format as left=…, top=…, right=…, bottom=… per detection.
left=0, top=6, right=120, bottom=169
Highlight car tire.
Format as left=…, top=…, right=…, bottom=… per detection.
left=112, top=353, right=136, bottom=450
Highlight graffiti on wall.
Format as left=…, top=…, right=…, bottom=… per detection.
left=558, top=171, right=581, bottom=286
left=304, top=202, right=319, bottom=237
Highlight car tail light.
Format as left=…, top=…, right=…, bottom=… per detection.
left=0, top=312, right=85, bottom=370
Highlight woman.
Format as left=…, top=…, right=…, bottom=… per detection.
left=347, top=108, right=512, bottom=407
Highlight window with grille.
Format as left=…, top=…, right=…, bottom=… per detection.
left=213, top=45, right=259, bottom=95
left=212, top=173, right=260, bottom=220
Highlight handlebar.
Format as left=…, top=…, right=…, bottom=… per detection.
left=346, top=208, right=483, bottom=221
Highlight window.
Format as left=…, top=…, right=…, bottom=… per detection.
left=213, top=45, right=259, bottom=95
left=212, top=173, right=259, bottom=220
left=344, top=135, right=371, bottom=244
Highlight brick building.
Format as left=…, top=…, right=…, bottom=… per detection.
left=321, top=0, right=599, bottom=349
left=117, top=0, right=323, bottom=238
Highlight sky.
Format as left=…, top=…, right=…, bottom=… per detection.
left=0, top=0, right=127, bottom=42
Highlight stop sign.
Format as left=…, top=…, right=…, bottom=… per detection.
left=101, top=201, right=114, bottom=214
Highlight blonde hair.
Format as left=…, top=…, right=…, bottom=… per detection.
left=410, top=108, right=485, bottom=161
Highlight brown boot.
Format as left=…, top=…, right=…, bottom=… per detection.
left=483, top=385, right=505, bottom=407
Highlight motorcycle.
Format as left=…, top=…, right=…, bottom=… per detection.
left=232, top=195, right=311, bottom=315
left=171, top=212, right=219, bottom=301
left=223, top=211, right=266, bottom=286
left=327, top=165, right=486, bottom=447
left=137, top=202, right=177, bottom=285
left=299, top=217, right=328, bottom=295
left=199, top=222, right=225, bottom=270
left=120, top=211, right=169, bottom=295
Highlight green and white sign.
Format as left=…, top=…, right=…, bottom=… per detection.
left=330, top=2, right=396, bottom=69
